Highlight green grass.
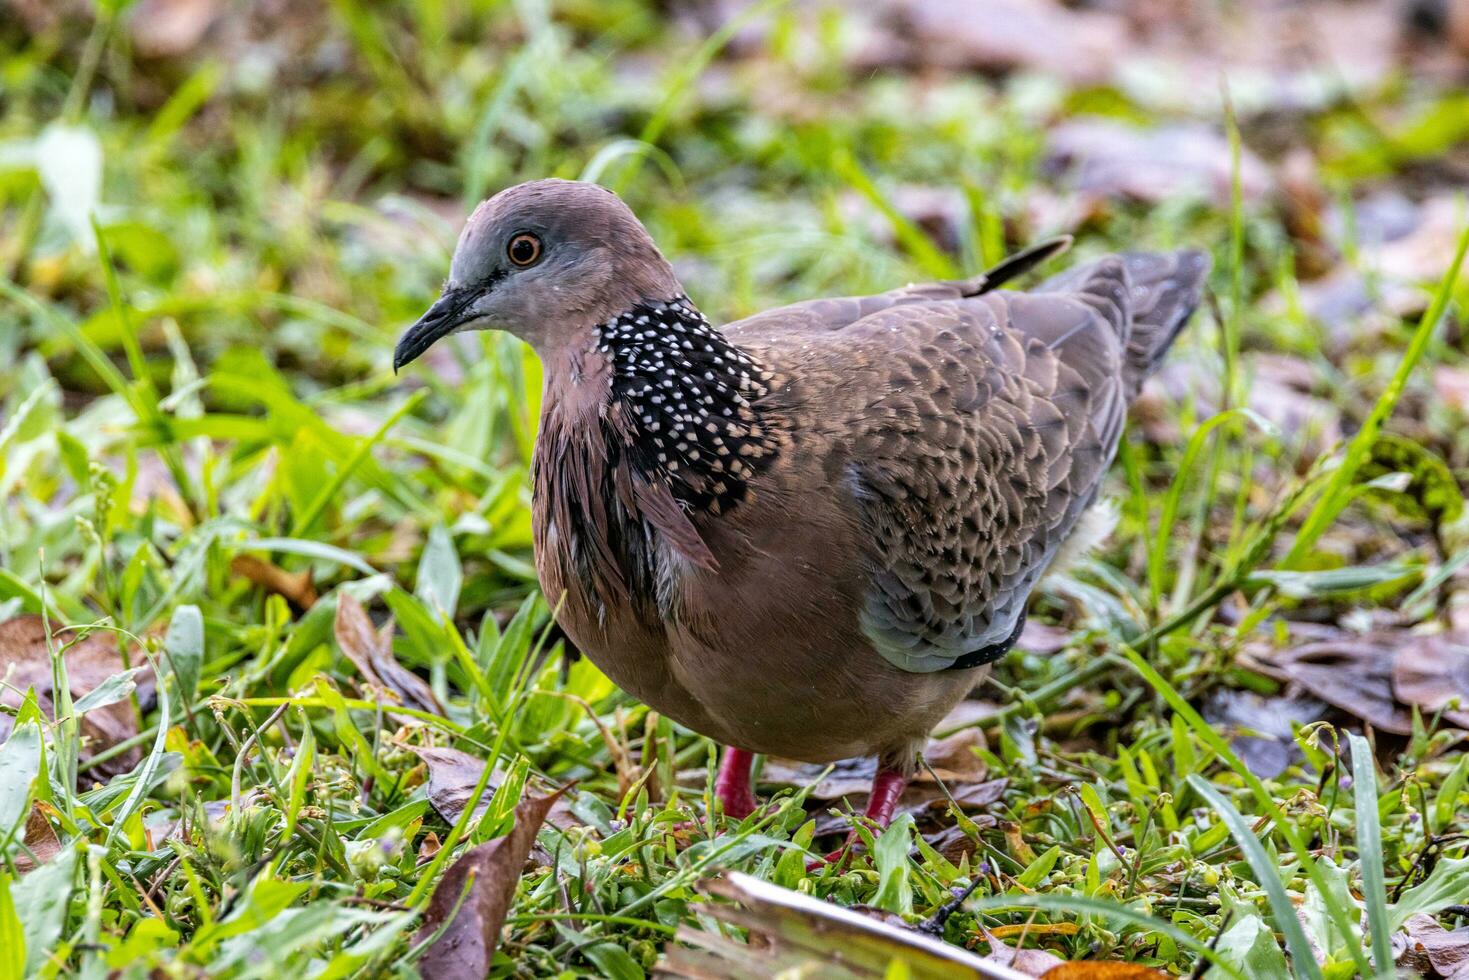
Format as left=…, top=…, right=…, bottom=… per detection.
left=3, top=2, right=1469, bottom=977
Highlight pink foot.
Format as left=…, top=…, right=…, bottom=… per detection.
left=807, top=765, right=908, bottom=871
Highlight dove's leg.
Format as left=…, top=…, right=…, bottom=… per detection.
left=714, top=746, right=758, bottom=819
left=811, top=765, right=909, bottom=868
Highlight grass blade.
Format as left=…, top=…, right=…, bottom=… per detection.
left=103, top=652, right=170, bottom=850
left=1283, top=213, right=1469, bottom=568
left=290, top=389, right=426, bottom=536
left=1349, top=733, right=1393, bottom=978
left=1122, top=648, right=1371, bottom=978
left=967, top=892, right=1247, bottom=980
left=1188, top=776, right=1324, bottom=980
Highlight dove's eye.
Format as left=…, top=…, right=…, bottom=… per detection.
left=507, top=233, right=542, bottom=267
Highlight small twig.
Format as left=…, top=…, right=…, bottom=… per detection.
left=1187, top=909, right=1235, bottom=980
left=917, top=878, right=982, bottom=937
left=1392, top=833, right=1468, bottom=901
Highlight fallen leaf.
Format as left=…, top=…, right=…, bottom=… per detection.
left=414, top=788, right=567, bottom=980
left=1018, top=621, right=1071, bottom=657
left=1045, top=120, right=1273, bottom=208
left=1040, top=965, right=1170, bottom=979
left=760, top=729, right=995, bottom=800
left=1283, top=191, right=1469, bottom=340
left=937, top=699, right=1006, bottom=734
left=1454, top=0, right=1469, bottom=56
left=1246, top=633, right=1413, bottom=734
left=1392, top=634, right=1469, bottom=729
left=1141, top=354, right=1341, bottom=463
left=408, top=745, right=504, bottom=826
left=813, top=779, right=1008, bottom=838
left=1434, top=366, right=1469, bottom=412
left=406, top=744, right=579, bottom=833
left=1203, top=689, right=1327, bottom=778
left=987, top=922, right=1079, bottom=941
left=981, top=925, right=1065, bottom=977
left=1372, top=194, right=1469, bottom=287
left=0, top=617, right=156, bottom=774
left=840, top=184, right=969, bottom=257
left=923, top=728, right=988, bottom=779
left=1115, top=0, right=1398, bottom=116
left=854, top=0, right=1129, bottom=86
left=1395, top=912, right=1469, bottom=979
left=661, top=870, right=1029, bottom=978
left=13, top=805, right=61, bottom=873
left=923, top=822, right=995, bottom=865
left=1279, top=148, right=1334, bottom=278
left=129, top=0, right=220, bottom=57
left=230, top=555, right=318, bottom=610
left=334, top=594, right=442, bottom=715
left=752, top=731, right=1005, bottom=839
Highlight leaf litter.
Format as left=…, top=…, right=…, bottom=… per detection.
left=1243, top=625, right=1469, bottom=737
left=333, top=593, right=442, bottom=715
left=413, top=787, right=568, bottom=980
left=0, top=615, right=154, bottom=776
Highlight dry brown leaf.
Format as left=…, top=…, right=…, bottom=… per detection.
left=406, top=743, right=579, bottom=832
left=761, top=728, right=994, bottom=801
left=230, top=555, right=318, bottom=609
left=1045, top=120, right=1273, bottom=208
left=408, top=745, right=504, bottom=826
left=334, top=595, right=442, bottom=715
left=1434, top=367, right=1469, bottom=413
left=989, top=922, right=1079, bottom=941
left=1395, top=912, right=1469, bottom=979
left=1040, top=965, right=1170, bottom=979
left=984, top=926, right=1170, bottom=979
left=1203, top=688, right=1327, bottom=778
left=1142, top=354, right=1340, bottom=464
left=129, top=0, right=220, bottom=57
left=1372, top=194, right=1469, bottom=287
left=1018, top=621, right=1071, bottom=657
left=13, top=804, right=62, bottom=873
left=1247, top=634, right=1413, bottom=734
left=417, top=830, right=442, bottom=866
left=1392, top=634, right=1469, bottom=729
left=414, top=788, right=567, bottom=980
left=853, top=0, right=1129, bottom=86
left=1244, top=625, right=1469, bottom=736
left=923, top=822, right=994, bottom=866
left=811, top=778, right=1008, bottom=838
left=981, top=925, right=1066, bottom=977
left=840, top=185, right=968, bottom=256
left=938, top=699, right=1006, bottom=734
left=0, top=616, right=155, bottom=775
left=1453, top=0, right=1469, bottom=56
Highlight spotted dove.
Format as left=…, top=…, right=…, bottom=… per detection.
left=395, top=179, right=1210, bottom=856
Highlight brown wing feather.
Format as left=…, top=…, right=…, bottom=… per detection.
left=730, top=249, right=1206, bottom=673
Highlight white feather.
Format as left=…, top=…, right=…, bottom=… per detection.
left=1043, top=499, right=1119, bottom=582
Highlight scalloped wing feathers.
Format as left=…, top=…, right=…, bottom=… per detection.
left=731, top=249, right=1209, bottom=673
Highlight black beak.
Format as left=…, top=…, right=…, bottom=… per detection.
left=393, top=286, right=480, bottom=373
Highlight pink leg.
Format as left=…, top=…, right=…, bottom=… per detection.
left=715, top=746, right=758, bottom=819
left=862, top=767, right=908, bottom=825
left=811, top=764, right=909, bottom=869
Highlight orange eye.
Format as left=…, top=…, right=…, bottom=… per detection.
left=507, top=232, right=542, bottom=267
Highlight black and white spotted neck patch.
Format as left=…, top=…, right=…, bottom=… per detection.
left=594, top=296, right=779, bottom=514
